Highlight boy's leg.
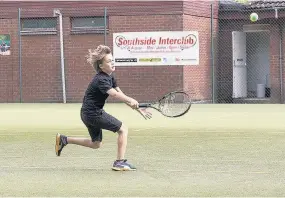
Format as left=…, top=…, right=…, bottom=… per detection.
left=97, top=111, right=136, bottom=171
left=116, top=124, right=128, bottom=160
left=55, top=133, right=102, bottom=156
left=112, top=124, right=136, bottom=171
left=55, top=115, right=103, bottom=156
left=67, top=137, right=102, bottom=149
left=55, top=110, right=136, bottom=171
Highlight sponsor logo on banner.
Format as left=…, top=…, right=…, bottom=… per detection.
left=115, top=58, right=137, bottom=63
left=139, top=58, right=161, bottom=62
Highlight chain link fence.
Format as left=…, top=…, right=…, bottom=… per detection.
left=1, top=1, right=285, bottom=104
left=217, top=1, right=285, bottom=104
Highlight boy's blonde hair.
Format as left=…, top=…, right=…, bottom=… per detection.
left=86, top=45, right=111, bottom=72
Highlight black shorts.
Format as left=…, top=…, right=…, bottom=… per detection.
left=80, top=110, right=122, bottom=142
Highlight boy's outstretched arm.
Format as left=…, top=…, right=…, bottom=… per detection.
left=107, top=88, right=138, bottom=109
left=113, top=87, right=152, bottom=120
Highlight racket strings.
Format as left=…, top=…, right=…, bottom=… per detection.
left=159, top=92, right=191, bottom=117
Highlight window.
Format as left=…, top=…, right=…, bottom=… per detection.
left=21, top=18, right=57, bottom=35
left=71, top=17, right=108, bottom=34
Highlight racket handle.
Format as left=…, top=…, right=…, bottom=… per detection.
left=138, top=103, right=152, bottom=108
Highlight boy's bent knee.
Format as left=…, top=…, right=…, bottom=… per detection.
left=91, top=141, right=102, bottom=149
left=118, top=124, right=128, bottom=134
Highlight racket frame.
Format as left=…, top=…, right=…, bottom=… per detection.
left=138, top=91, right=191, bottom=118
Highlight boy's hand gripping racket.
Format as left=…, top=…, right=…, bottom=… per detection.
left=138, top=91, right=191, bottom=118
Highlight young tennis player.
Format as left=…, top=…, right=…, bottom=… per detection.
left=55, top=45, right=152, bottom=171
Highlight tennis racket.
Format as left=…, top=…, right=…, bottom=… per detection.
left=138, top=91, right=191, bottom=118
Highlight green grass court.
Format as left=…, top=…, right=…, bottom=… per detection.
left=1, top=103, right=285, bottom=197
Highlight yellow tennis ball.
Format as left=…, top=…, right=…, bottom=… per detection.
left=250, top=13, right=258, bottom=22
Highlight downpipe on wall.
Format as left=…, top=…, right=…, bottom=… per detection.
left=54, top=9, right=67, bottom=104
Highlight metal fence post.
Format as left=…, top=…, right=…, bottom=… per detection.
left=18, top=8, right=22, bottom=103
left=104, top=7, right=107, bottom=45
left=279, top=23, right=283, bottom=103
left=210, top=4, right=215, bottom=103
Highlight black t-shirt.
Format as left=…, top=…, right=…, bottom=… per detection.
left=81, top=72, right=117, bottom=116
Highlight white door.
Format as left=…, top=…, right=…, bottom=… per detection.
left=232, top=31, right=247, bottom=98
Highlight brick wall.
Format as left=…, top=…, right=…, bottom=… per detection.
left=63, top=16, right=106, bottom=103
left=0, top=1, right=216, bottom=103
left=183, top=15, right=218, bottom=101
left=270, top=24, right=282, bottom=103
left=0, top=18, right=19, bottom=102
left=3, top=1, right=283, bottom=104
left=182, top=0, right=219, bottom=101
left=20, top=35, right=62, bottom=102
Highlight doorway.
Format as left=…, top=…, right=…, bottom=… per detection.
left=232, top=31, right=270, bottom=99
